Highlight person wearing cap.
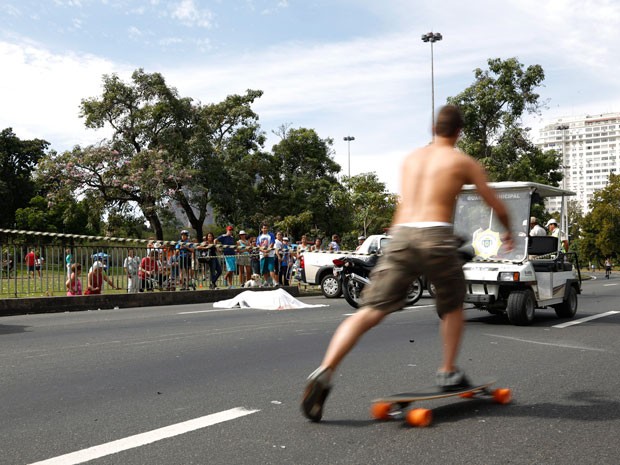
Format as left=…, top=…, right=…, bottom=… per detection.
left=176, top=229, right=193, bottom=290
left=529, top=217, right=546, bottom=237
left=356, top=235, right=366, bottom=251
left=278, top=236, right=291, bottom=286
left=85, top=259, right=118, bottom=294
left=237, top=230, right=252, bottom=286
left=216, top=226, right=237, bottom=288
left=545, top=219, right=569, bottom=252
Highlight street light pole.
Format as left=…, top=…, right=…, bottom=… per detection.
left=421, top=31, right=443, bottom=137
left=556, top=124, right=570, bottom=236
left=343, top=136, right=355, bottom=178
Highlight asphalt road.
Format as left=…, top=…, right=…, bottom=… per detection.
left=1, top=273, right=619, bottom=465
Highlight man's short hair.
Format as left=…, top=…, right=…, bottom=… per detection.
left=435, top=105, right=464, bottom=138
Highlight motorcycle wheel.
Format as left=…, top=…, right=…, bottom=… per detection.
left=343, top=276, right=365, bottom=309
left=405, top=277, right=423, bottom=306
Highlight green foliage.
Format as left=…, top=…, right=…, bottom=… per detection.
left=0, top=128, right=49, bottom=228
left=253, top=126, right=347, bottom=240
left=580, top=174, right=620, bottom=261
left=342, top=173, right=397, bottom=236
left=447, top=58, right=562, bottom=185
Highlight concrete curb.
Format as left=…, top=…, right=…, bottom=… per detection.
left=0, top=286, right=305, bottom=317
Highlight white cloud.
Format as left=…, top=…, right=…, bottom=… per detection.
left=0, top=39, right=128, bottom=149
left=170, top=0, right=214, bottom=28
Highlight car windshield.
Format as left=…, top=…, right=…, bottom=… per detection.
left=454, top=189, right=531, bottom=262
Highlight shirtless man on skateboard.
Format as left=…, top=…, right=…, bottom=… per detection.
left=302, top=105, right=513, bottom=422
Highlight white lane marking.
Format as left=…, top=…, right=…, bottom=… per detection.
left=28, top=407, right=259, bottom=465
left=603, top=283, right=618, bottom=287
left=484, top=334, right=606, bottom=352
left=552, top=311, right=620, bottom=329
left=342, top=304, right=435, bottom=317
left=178, top=308, right=242, bottom=315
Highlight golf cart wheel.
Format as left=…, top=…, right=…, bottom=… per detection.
left=320, top=274, right=342, bottom=298
left=506, top=289, right=536, bottom=326
left=553, top=285, right=578, bottom=319
left=405, top=277, right=423, bottom=306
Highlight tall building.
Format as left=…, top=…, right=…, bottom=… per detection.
left=536, top=112, right=620, bottom=213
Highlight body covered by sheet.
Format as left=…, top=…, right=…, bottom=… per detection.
left=213, top=288, right=327, bottom=310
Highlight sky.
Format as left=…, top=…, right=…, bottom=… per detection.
left=2, top=0, right=620, bottom=194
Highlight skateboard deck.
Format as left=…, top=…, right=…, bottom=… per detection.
left=371, top=378, right=511, bottom=427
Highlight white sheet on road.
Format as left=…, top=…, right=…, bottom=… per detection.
left=212, top=288, right=327, bottom=310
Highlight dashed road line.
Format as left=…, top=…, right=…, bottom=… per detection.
left=484, top=333, right=606, bottom=352
left=28, top=407, right=259, bottom=465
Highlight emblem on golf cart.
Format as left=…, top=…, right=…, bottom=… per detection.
left=472, top=228, right=501, bottom=258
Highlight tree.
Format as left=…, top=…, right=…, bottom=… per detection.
left=37, top=144, right=190, bottom=240
left=447, top=58, right=562, bottom=185
left=342, top=173, right=398, bottom=237
left=580, top=174, right=620, bottom=261
left=255, top=127, right=347, bottom=239
left=0, top=128, right=49, bottom=228
left=78, top=69, right=266, bottom=239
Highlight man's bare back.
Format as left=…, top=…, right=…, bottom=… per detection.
left=393, top=139, right=510, bottom=233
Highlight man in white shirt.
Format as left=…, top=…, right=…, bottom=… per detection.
left=529, top=217, right=546, bottom=236
left=545, top=219, right=569, bottom=252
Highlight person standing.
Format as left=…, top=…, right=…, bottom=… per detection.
left=216, top=226, right=238, bottom=288
left=65, top=248, right=73, bottom=279
left=124, top=248, right=140, bottom=293
left=257, top=223, right=278, bottom=286
left=138, top=250, right=159, bottom=292
left=249, top=236, right=261, bottom=276
left=25, top=248, right=36, bottom=278
left=176, top=230, right=193, bottom=290
left=545, top=219, right=569, bottom=252
left=355, top=236, right=366, bottom=251
left=328, top=234, right=341, bottom=252
left=278, top=236, right=291, bottom=286
left=529, top=217, right=546, bottom=236
left=237, top=230, right=252, bottom=286
left=301, top=104, right=513, bottom=422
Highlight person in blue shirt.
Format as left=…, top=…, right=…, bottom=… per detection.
left=278, top=236, right=291, bottom=285
left=176, top=230, right=193, bottom=290
left=216, top=226, right=238, bottom=288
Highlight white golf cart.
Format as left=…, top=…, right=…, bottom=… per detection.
left=454, top=182, right=582, bottom=326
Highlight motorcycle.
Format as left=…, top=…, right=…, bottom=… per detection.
left=332, top=256, right=423, bottom=309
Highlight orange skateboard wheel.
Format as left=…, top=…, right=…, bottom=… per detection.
left=406, top=408, right=432, bottom=427
left=371, top=402, right=393, bottom=420
left=493, top=388, right=512, bottom=404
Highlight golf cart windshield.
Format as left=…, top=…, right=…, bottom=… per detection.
left=454, top=189, right=530, bottom=262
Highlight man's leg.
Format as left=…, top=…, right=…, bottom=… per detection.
left=302, top=307, right=387, bottom=421
left=438, top=307, right=465, bottom=373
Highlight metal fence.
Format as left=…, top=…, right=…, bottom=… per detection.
left=0, top=229, right=300, bottom=298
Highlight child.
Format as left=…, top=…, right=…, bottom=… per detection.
left=66, top=263, right=83, bottom=296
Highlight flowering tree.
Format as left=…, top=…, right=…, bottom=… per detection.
left=37, top=144, right=191, bottom=239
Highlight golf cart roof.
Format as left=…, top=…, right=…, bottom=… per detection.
left=461, top=181, right=575, bottom=198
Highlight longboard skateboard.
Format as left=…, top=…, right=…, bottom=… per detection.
left=371, top=378, right=511, bottom=427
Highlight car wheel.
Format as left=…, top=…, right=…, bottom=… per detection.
left=426, top=279, right=436, bottom=298
left=320, top=274, right=342, bottom=298
left=506, top=289, right=536, bottom=325
left=553, top=285, right=578, bottom=318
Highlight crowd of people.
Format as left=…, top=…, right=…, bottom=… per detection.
left=117, top=224, right=345, bottom=293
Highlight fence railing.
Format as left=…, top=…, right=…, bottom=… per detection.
left=0, top=229, right=300, bottom=298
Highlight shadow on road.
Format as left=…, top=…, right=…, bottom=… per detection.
left=0, top=324, right=29, bottom=335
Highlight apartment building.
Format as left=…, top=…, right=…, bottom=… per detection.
left=536, top=112, right=620, bottom=213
